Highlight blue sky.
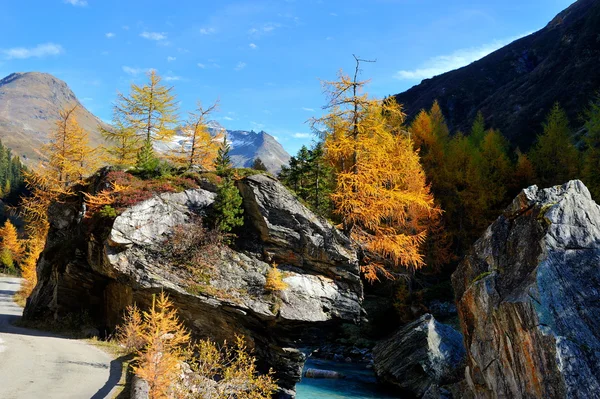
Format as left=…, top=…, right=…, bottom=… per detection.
left=0, top=0, right=574, bottom=155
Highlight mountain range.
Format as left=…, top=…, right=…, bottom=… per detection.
left=0, top=72, right=290, bottom=173
left=394, top=0, right=600, bottom=149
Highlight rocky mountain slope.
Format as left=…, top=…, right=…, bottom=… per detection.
left=452, top=180, right=600, bottom=398
left=23, top=171, right=362, bottom=397
left=394, top=0, right=600, bottom=149
left=0, top=72, right=290, bottom=172
left=224, top=128, right=290, bottom=173
left=0, top=72, right=107, bottom=163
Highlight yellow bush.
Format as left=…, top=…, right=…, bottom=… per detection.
left=265, top=265, right=288, bottom=293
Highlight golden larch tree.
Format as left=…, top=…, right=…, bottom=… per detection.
left=169, top=101, right=221, bottom=170
left=115, top=70, right=178, bottom=148
left=45, top=104, right=96, bottom=188
left=0, top=219, right=23, bottom=263
left=313, top=58, right=439, bottom=282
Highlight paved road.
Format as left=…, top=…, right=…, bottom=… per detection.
left=0, top=277, right=121, bottom=399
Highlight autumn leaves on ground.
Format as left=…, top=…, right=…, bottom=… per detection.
left=2, top=53, right=600, bottom=398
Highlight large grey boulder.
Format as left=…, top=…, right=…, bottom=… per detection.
left=24, top=173, right=363, bottom=397
left=452, top=180, right=600, bottom=398
left=373, top=314, right=466, bottom=397
left=237, top=174, right=362, bottom=294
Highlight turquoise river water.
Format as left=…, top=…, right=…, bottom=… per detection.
left=295, top=358, right=402, bottom=399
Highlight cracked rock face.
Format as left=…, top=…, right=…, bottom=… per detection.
left=24, top=174, right=363, bottom=398
left=452, top=180, right=600, bottom=398
left=373, top=314, right=466, bottom=397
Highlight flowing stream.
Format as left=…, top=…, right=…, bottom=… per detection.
left=295, top=358, right=402, bottom=399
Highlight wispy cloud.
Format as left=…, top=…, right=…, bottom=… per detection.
left=64, top=0, right=87, bottom=6
left=122, top=66, right=152, bottom=76
left=164, top=75, right=181, bottom=81
left=302, top=107, right=315, bottom=112
left=395, top=33, right=529, bottom=80
left=249, top=43, right=258, bottom=50
left=105, top=32, right=115, bottom=39
left=248, top=22, right=281, bottom=36
left=234, top=61, right=247, bottom=71
left=140, top=31, right=167, bottom=41
left=329, top=12, right=338, bottom=17
left=2, top=43, right=64, bottom=59
left=293, top=132, right=312, bottom=139
left=197, top=63, right=206, bottom=69
left=222, top=116, right=234, bottom=121
left=200, top=27, right=216, bottom=35
left=167, top=56, right=176, bottom=62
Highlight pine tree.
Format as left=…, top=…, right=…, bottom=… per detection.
left=252, top=157, right=268, bottom=171
left=530, top=103, right=579, bottom=187
left=582, top=94, right=600, bottom=200
left=313, top=58, right=439, bottom=281
left=136, top=139, right=160, bottom=174
left=469, top=111, right=486, bottom=147
left=214, top=136, right=232, bottom=176
left=478, top=128, right=512, bottom=218
left=169, top=101, right=220, bottom=170
left=212, top=178, right=244, bottom=233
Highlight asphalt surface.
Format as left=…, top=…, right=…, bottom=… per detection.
left=0, top=276, right=122, bottom=399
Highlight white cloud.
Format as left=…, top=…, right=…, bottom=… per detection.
left=395, top=33, right=529, bottom=80
left=330, top=12, right=338, bottom=17
left=293, top=132, right=312, bottom=139
left=248, top=23, right=281, bottom=36
left=140, top=31, right=167, bottom=41
left=197, top=63, right=206, bottom=69
left=164, top=75, right=181, bottom=81
left=222, top=116, right=234, bottom=121
left=64, top=0, right=87, bottom=6
left=249, top=43, right=258, bottom=49
left=234, top=61, right=247, bottom=71
left=105, top=32, right=115, bottom=38
left=302, top=107, right=315, bottom=112
left=122, top=66, right=152, bottom=76
left=167, top=56, right=176, bottom=62
left=2, top=43, right=64, bottom=59
left=199, top=27, right=216, bottom=35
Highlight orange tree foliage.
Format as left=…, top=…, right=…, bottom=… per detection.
left=46, top=104, right=97, bottom=188
left=169, top=101, right=221, bottom=170
left=313, top=63, right=439, bottom=282
left=0, top=219, right=24, bottom=263
left=133, top=292, right=191, bottom=399
left=19, top=105, right=98, bottom=297
left=117, top=292, right=276, bottom=399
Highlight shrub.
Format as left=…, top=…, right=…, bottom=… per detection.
left=163, top=217, right=222, bottom=271
left=98, top=205, right=118, bottom=218
left=0, top=247, right=14, bottom=273
left=265, top=265, right=288, bottom=293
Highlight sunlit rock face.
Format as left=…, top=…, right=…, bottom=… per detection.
left=452, top=180, right=600, bottom=398
left=24, top=171, right=363, bottom=398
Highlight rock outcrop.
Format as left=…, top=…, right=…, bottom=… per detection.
left=373, top=314, right=466, bottom=398
left=24, top=172, right=363, bottom=397
left=452, top=180, right=600, bottom=398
